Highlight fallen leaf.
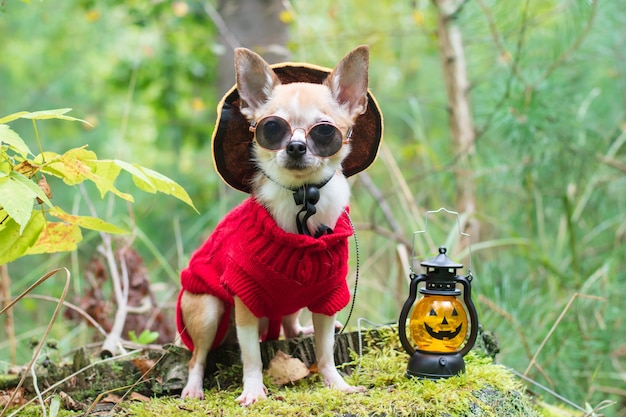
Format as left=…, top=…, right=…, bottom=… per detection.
left=101, top=393, right=122, bottom=404
left=59, top=391, right=78, bottom=411
left=131, top=357, right=156, bottom=379
left=129, top=392, right=150, bottom=402
left=0, top=388, right=27, bottom=407
left=265, top=350, right=310, bottom=386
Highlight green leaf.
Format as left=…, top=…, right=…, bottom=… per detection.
left=90, top=160, right=135, bottom=201
left=128, top=329, right=159, bottom=345
left=91, top=159, right=123, bottom=191
left=34, top=151, right=72, bottom=179
left=16, top=108, right=91, bottom=125
left=19, top=108, right=72, bottom=119
left=40, top=147, right=98, bottom=185
left=114, top=160, right=197, bottom=212
left=0, top=111, right=29, bottom=124
left=0, top=171, right=53, bottom=233
left=49, top=395, right=61, bottom=417
left=0, top=124, right=32, bottom=157
left=0, top=210, right=45, bottom=265
left=0, top=175, right=34, bottom=233
left=38, top=148, right=134, bottom=202
left=14, top=171, right=52, bottom=208
left=139, top=165, right=198, bottom=211
left=0, top=158, right=11, bottom=177
left=49, top=206, right=129, bottom=234
left=25, top=222, right=82, bottom=255
left=113, top=160, right=155, bottom=192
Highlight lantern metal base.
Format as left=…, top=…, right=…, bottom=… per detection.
left=406, top=351, right=466, bottom=379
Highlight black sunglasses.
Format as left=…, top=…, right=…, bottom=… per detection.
left=249, top=116, right=351, bottom=157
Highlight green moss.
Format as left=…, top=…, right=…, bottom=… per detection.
left=0, top=373, right=21, bottom=390
left=3, top=402, right=83, bottom=416
left=120, top=327, right=542, bottom=417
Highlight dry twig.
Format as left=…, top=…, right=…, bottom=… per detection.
left=0, top=268, right=70, bottom=417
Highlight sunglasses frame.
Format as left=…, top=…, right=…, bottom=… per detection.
left=249, top=116, right=352, bottom=157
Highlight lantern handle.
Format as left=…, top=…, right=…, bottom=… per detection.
left=410, top=207, right=473, bottom=276
left=398, top=273, right=428, bottom=356
left=456, top=273, right=479, bottom=357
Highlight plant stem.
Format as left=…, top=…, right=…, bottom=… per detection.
left=31, top=120, right=46, bottom=163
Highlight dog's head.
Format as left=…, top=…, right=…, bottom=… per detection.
left=234, top=46, right=370, bottom=188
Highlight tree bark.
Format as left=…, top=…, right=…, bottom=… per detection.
left=0, top=264, right=16, bottom=364
left=212, top=0, right=290, bottom=94
left=433, top=0, right=479, bottom=246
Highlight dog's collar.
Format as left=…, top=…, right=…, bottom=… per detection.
left=259, top=170, right=336, bottom=238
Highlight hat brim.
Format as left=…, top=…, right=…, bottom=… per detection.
left=212, top=62, right=383, bottom=193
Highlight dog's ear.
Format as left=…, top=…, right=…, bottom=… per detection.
left=324, top=45, right=370, bottom=121
left=235, top=48, right=281, bottom=118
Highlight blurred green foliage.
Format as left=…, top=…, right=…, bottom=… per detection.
left=1, top=0, right=624, bottom=415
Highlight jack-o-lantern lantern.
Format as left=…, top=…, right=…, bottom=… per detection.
left=409, top=294, right=468, bottom=352
left=398, top=246, right=479, bottom=379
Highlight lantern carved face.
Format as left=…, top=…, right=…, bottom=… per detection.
left=408, top=294, right=468, bottom=352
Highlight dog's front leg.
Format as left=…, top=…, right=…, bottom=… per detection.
left=234, top=296, right=267, bottom=406
left=313, top=313, right=366, bottom=393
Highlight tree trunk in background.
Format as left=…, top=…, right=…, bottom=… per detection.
left=433, top=0, right=479, bottom=247
left=0, top=264, right=16, bottom=364
left=213, top=0, right=290, bottom=94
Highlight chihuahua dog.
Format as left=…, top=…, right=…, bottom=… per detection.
left=178, top=46, right=371, bottom=406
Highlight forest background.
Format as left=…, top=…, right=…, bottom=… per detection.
left=0, top=0, right=624, bottom=415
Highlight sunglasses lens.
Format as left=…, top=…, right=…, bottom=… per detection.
left=256, top=117, right=290, bottom=150
left=308, top=123, right=343, bottom=157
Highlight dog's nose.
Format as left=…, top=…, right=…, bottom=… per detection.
left=286, top=140, right=307, bottom=157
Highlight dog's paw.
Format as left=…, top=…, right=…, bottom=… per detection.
left=236, top=383, right=268, bottom=406
left=327, top=379, right=367, bottom=394
left=339, top=384, right=367, bottom=394
left=181, top=385, right=205, bottom=400
left=321, top=367, right=366, bottom=394
left=181, top=369, right=206, bottom=399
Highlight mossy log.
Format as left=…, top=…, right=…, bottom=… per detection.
left=162, top=324, right=500, bottom=393
left=4, top=326, right=556, bottom=417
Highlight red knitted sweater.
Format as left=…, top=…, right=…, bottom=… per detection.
left=176, top=197, right=352, bottom=352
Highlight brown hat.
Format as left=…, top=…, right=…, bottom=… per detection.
left=212, top=62, right=383, bottom=194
